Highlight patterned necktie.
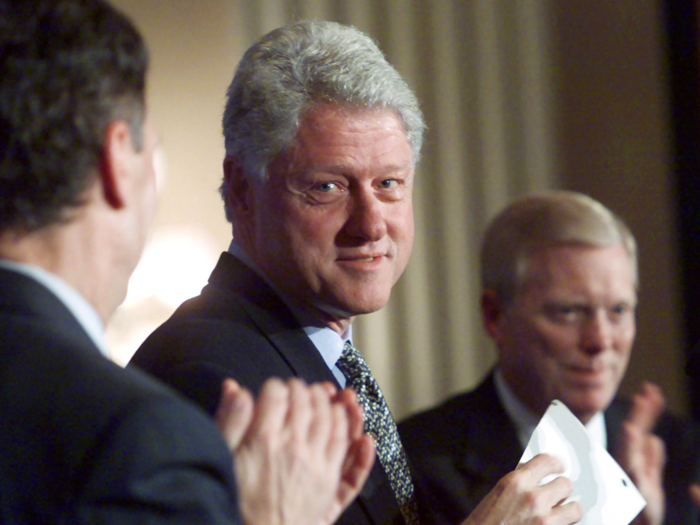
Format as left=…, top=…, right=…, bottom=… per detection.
left=336, top=341, right=419, bottom=525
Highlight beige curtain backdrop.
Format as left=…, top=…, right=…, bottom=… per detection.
left=110, top=0, right=685, bottom=420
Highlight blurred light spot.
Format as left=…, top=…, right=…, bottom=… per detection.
left=124, top=225, right=219, bottom=309
left=107, top=225, right=220, bottom=364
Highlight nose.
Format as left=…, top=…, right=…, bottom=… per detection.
left=581, top=310, right=613, bottom=355
left=344, top=188, right=387, bottom=242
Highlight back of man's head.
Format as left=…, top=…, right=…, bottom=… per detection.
left=0, top=0, right=148, bottom=233
left=480, top=190, right=638, bottom=302
left=219, top=20, right=425, bottom=221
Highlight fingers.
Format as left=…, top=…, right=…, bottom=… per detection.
left=325, top=402, right=350, bottom=472
left=214, top=378, right=254, bottom=451
left=516, top=453, right=565, bottom=483
left=223, top=378, right=373, bottom=525
left=320, top=381, right=338, bottom=397
left=551, top=500, right=584, bottom=524
left=616, top=385, right=667, bottom=525
left=617, top=382, right=667, bottom=479
left=463, top=454, right=582, bottom=525
left=627, top=382, right=665, bottom=433
left=338, top=435, right=375, bottom=501
left=689, top=483, right=700, bottom=510
left=321, top=391, right=375, bottom=525
left=285, top=378, right=314, bottom=443
left=334, top=388, right=365, bottom=440
left=521, top=454, right=575, bottom=509
left=307, top=382, right=343, bottom=462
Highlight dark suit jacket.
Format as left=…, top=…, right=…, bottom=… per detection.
left=130, top=252, right=404, bottom=525
left=399, top=372, right=700, bottom=525
left=0, top=268, right=241, bottom=524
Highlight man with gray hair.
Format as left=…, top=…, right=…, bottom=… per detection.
left=400, top=190, right=700, bottom=525
left=131, top=22, right=582, bottom=525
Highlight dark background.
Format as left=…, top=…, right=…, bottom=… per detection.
left=665, top=0, right=700, bottom=420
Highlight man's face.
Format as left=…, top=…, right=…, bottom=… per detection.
left=240, top=103, right=415, bottom=327
left=490, top=243, right=637, bottom=423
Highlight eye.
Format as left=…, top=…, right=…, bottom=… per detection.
left=558, top=305, right=575, bottom=315
left=316, top=182, right=340, bottom=193
left=611, top=304, right=627, bottom=315
left=378, top=179, right=399, bottom=189
left=544, top=303, right=585, bottom=324
left=609, top=302, right=634, bottom=320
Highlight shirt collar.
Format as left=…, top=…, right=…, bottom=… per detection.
left=0, top=259, right=107, bottom=357
left=494, top=368, right=607, bottom=449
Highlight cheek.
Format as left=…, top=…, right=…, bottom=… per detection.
left=529, top=323, right=577, bottom=361
left=389, top=205, right=415, bottom=254
left=613, top=325, right=635, bottom=363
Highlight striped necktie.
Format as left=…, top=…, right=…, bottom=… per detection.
left=336, top=341, right=418, bottom=524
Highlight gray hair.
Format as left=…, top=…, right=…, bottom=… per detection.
left=220, top=20, right=425, bottom=221
left=480, top=190, right=638, bottom=302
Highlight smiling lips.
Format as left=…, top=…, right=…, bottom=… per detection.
left=563, top=363, right=610, bottom=383
left=337, top=253, right=385, bottom=262
left=335, top=254, right=387, bottom=272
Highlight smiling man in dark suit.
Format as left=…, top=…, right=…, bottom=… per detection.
left=399, top=190, right=700, bottom=525
left=131, top=20, right=584, bottom=525
left=0, top=1, right=374, bottom=523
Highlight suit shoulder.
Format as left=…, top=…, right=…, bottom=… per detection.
left=131, top=290, right=268, bottom=370
left=399, top=389, right=483, bottom=448
left=0, top=322, right=240, bottom=523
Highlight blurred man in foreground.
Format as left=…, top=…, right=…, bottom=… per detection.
left=0, top=1, right=372, bottom=523
left=131, top=20, right=583, bottom=525
left=400, top=190, right=700, bottom=525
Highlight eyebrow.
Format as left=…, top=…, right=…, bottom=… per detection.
left=302, top=163, right=413, bottom=176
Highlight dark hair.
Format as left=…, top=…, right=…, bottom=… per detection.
left=0, top=0, right=148, bottom=232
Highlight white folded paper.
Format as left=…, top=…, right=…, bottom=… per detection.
left=518, top=400, right=646, bottom=525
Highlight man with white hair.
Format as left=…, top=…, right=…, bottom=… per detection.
left=400, top=190, right=700, bottom=525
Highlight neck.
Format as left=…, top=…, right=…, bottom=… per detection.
left=0, top=214, right=124, bottom=325
left=309, top=306, right=354, bottom=337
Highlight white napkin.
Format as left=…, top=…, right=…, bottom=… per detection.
left=518, top=400, right=646, bottom=525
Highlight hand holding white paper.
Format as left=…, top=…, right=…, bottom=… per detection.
left=519, top=400, right=646, bottom=525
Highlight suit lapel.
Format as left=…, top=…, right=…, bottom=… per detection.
left=207, top=253, right=402, bottom=524
left=457, top=375, right=524, bottom=481
left=206, top=252, right=342, bottom=385
left=603, top=397, right=627, bottom=456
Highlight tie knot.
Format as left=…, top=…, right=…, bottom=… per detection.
left=337, top=341, right=371, bottom=380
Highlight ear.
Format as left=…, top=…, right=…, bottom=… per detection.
left=223, top=155, right=254, bottom=219
left=99, top=120, right=135, bottom=210
left=481, top=289, right=509, bottom=344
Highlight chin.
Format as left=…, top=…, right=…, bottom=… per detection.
left=567, top=396, right=611, bottom=421
left=317, top=293, right=390, bottom=318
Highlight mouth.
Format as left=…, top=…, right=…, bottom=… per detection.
left=562, top=364, right=608, bottom=381
left=337, top=253, right=384, bottom=262
left=335, top=254, right=386, bottom=271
